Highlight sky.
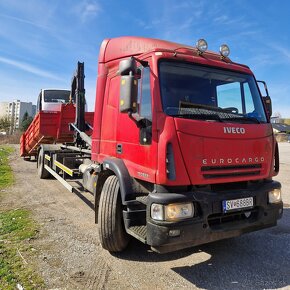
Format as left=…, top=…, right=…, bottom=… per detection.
left=0, top=0, right=290, bottom=117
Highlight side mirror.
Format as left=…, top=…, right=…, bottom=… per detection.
left=257, top=80, right=272, bottom=117
left=119, top=58, right=137, bottom=76
left=263, top=96, right=272, bottom=117
left=119, top=58, right=138, bottom=113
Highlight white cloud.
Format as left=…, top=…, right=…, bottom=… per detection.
left=179, top=17, right=194, bottom=30
left=247, top=54, right=280, bottom=71
left=0, top=0, right=57, bottom=28
left=72, top=0, right=102, bottom=23
left=271, top=45, right=290, bottom=62
left=214, top=15, right=229, bottom=23
left=0, top=56, right=63, bottom=81
left=0, top=13, right=48, bottom=30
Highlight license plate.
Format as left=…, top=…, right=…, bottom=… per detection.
left=222, top=197, right=254, bottom=213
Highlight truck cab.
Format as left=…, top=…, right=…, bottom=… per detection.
left=36, top=89, right=72, bottom=113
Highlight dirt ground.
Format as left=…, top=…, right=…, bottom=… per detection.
left=1, top=144, right=290, bottom=290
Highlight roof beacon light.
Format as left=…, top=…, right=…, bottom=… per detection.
left=196, top=39, right=208, bottom=54
left=220, top=44, right=230, bottom=58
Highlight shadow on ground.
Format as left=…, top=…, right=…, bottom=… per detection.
left=118, top=208, right=290, bottom=289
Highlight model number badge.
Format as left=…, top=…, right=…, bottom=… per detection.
left=137, top=172, right=149, bottom=178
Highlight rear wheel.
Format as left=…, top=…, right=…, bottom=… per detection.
left=98, top=175, right=130, bottom=252
left=37, top=148, right=50, bottom=179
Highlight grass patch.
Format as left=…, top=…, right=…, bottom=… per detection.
left=0, top=145, right=14, bottom=190
left=0, top=145, right=44, bottom=289
left=0, top=209, right=44, bottom=290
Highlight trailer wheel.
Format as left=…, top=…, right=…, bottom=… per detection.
left=98, top=175, right=130, bottom=252
left=37, top=148, right=50, bottom=179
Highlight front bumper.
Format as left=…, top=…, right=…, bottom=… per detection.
left=146, top=181, right=283, bottom=253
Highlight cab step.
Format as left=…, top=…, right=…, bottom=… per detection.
left=127, top=225, right=147, bottom=243
left=126, top=195, right=148, bottom=207
left=136, top=195, right=148, bottom=205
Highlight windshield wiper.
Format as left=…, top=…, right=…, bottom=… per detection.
left=171, top=113, right=223, bottom=122
left=220, top=116, right=261, bottom=124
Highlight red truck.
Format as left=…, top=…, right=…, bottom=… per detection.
left=32, top=37, right=282, bottom=253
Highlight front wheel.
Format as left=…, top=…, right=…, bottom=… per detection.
left=98, top=175, right=130, bottom=252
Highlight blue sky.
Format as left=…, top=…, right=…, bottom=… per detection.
left=0, top=0, right=290, bottom=117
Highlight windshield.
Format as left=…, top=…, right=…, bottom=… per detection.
left=159, top=61, right=267, bottom=123
left=44, top=90, right=71, bottom=103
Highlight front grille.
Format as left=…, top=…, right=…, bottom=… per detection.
left=201, top=164, right=262, bottom=179
left=208, top=207, right=259, bottom=229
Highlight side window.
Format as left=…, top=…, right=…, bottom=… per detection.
left=37, top=92, right=42, bottom=112
left=138, top=67, right=152, bottom=121
left=216, top=82, right=242, bottom=113
left=243, top=83, right=254, bottom=113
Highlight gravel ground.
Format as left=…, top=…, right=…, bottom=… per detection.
left=1, top=144, right=290, bottom=290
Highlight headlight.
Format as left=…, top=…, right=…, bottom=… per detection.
left=196, top=39, right=208, bottom=54
left=268, top=188, right=282, bottom=203
left=151, top=202, right=194, bottom=221
left=165, top=203, right=194, bottom=221
left=151, top=203, right=164, bottom=221
left=219, top=44, right=230, bottom=57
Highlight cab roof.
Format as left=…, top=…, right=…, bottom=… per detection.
left=99, top=36, right=228, bottom=61
left=98, top=36, right=250, bottom=73
left=98, top=36, right=193, bottom=63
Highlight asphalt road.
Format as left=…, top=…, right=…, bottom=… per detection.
left=2, top=143, right=290, bottom=289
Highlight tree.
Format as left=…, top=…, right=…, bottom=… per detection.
left=20, top=112, right=33, bottom=132
left=271, top=112, right=283, bottom=124
left=0, top=117, right=12, bottom=134
left=273, top=112, right=282, bottom=118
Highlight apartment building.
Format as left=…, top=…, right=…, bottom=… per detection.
left=0, top=100, right=36, bottom=132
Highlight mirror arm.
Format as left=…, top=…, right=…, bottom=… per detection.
left=257, top=80, right=270, bottom=97
left=132, top=57, right=149, bottom=68
left=128, top=110, right=146, bottom=128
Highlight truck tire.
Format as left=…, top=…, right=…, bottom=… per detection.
left=98, top=175, right=130, bottom=252
left=37, top=148, right=50, bottom=179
